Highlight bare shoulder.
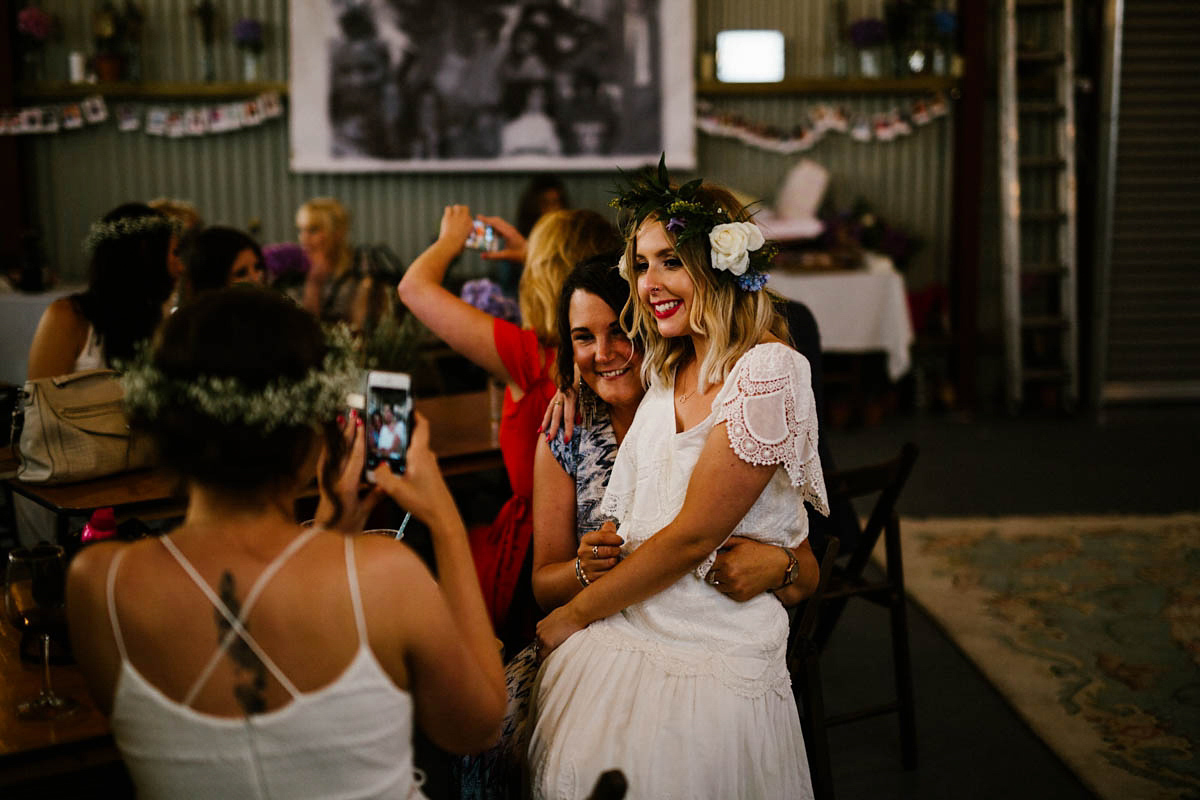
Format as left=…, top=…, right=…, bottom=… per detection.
left=66, top=540, right=143, bottom=620
left=42, top=296, right=89, bottom=333
left=351, top=534, right=439, bottom=602
left=68, top=540, right=127, bottom=589
left=28, top=297, right=90, bottom=378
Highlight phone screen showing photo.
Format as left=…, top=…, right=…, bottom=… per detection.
left=365, top=386, right=413, bottom=474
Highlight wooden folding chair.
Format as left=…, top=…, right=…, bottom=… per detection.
left=787, top=442, right=920, bottom=800
left=787, top=534, right=841, bottom=800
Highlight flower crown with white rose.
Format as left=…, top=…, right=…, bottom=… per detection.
left=610, top=156, right=775, bottom=292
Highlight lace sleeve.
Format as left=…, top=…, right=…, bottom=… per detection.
left=714, top=344, right=829, bottom=516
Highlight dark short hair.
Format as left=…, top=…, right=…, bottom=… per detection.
left=180, top=226, right=263, bottom=300
left=517, top=175, right=569, bottom=236
left=554, top=249, right=631, bottom=391
left=130, top=286, right=346, bottom=517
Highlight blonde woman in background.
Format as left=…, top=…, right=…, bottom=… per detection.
left=295, top=196, right=399, bottom=333
left=398, top=206, right=621, bottom=653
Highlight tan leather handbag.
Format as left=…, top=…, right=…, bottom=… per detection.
left=16, top=369, right=155, bottom=485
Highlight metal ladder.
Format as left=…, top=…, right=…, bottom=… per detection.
left=999, top=0, right=1078, bottom=412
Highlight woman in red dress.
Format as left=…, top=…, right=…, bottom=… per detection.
left=399, top=205, right=621, bottom=648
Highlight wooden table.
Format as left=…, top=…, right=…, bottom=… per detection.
left=416, top=389, right=503, bottom=476
left=4, top=390, right=503, bottom=543
left=0, top=622, right=118, bottom=788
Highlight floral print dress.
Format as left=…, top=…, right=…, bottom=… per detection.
left=458, top=408, right=618, bottom=800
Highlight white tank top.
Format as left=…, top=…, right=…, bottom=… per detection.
left=105, top=532, right=426, bottom=800
left=74, top=324, right=105, bottom=371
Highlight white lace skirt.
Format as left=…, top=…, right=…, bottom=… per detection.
left=528, top=581, right=814, bottom=800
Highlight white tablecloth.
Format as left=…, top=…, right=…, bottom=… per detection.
left=769, top=269, right=914, bottom=381
left=0, top=287, right=78, bottom=386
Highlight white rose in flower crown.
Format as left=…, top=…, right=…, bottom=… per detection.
left=708, top=222, right=765, bottom=276
left=617, top=253, right=629, bottom=278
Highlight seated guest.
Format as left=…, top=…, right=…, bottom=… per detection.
left=460, top=254, right=819, bottom=799
left=398, top=206, right=622, bottom=652
left=27, top=202, right=176, bottom=379
left=515, top=175, right=568, bottom=239
left=177, top=226, right=265, bottom=304
left=67, top=287, right=505, bottom=798
left=148, top=196, right=204, bottom=289
left=295, top=196, right=401, bottom=334
left=18, top=203, right=179, bottom=544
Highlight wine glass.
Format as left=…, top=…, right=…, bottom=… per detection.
left=5, top=544, right=79, bottom=720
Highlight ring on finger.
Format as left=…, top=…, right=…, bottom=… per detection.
left=592, top=545, right=599, bottom=559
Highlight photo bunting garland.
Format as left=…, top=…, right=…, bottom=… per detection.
left=696, top=93, right=950, bottom=154
left=0, top=92, right=284, bottom=137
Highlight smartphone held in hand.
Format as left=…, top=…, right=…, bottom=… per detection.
left=464, top=219, right=502, bottom=252
left=363, top=371, right=414, bottom=482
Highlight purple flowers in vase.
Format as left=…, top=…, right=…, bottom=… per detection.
left=233, top=18, right=264, bottom=81
left=848, top=18, right=887, bottom=77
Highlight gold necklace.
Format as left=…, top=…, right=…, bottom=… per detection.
left=676, top=367, right=697, bottom=404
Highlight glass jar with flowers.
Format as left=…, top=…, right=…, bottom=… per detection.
left=931, top=9, right=957, bottom=76
left=16, top=5, right=54, bottom=82
left=848, top=18, right=887, bottom=78
left=233, top=18, right=265, bottom=82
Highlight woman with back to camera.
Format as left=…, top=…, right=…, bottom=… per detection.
left=398, top=206, right=622, bottom=651
left=27, top=203, right=177, bottom=380
left=66, top=287, right=505, bottom=799
left=528, top=164, right=828, bottom=798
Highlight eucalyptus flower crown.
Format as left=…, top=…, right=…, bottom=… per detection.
left=82, top=214, right=183, bottom=254
left=610, top=155, right=776, bottom=292
left=121, top=324, right=360, bottom=432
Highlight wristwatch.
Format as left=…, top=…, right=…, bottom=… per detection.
left=776, top=546, right=799, bottom=590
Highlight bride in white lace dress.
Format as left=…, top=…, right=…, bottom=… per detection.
left=529, top=173, right=828, bottom=799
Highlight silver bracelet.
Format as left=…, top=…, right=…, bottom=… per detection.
left=575, top=557, right=590, bottom=588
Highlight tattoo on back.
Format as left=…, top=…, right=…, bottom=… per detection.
left=216, top=570, right=268, bottom=714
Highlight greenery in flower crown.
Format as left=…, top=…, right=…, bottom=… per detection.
left=82, top=214, right=182, bottom=254
left=610, top=154, right=777, bottom=291
left=610, top=155, right=719, bottom=247
left=121, top=324, right=361, bottom=432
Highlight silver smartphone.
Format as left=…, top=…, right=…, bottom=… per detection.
left=363, top=370, right=413, bottom=481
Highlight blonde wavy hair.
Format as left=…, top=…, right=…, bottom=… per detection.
left=621, top=184, right=788, bottom=392
left=297, top=197, right=353, bottom=275
left=519, top=209, right=622, bottom=346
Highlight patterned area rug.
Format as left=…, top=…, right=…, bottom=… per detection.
left=890, top=514, right=1200, bottom=800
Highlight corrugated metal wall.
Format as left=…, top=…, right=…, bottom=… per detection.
left=21, top=0, right=953, bottom=293
left=1098, top=0, right=1200, bottom=399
